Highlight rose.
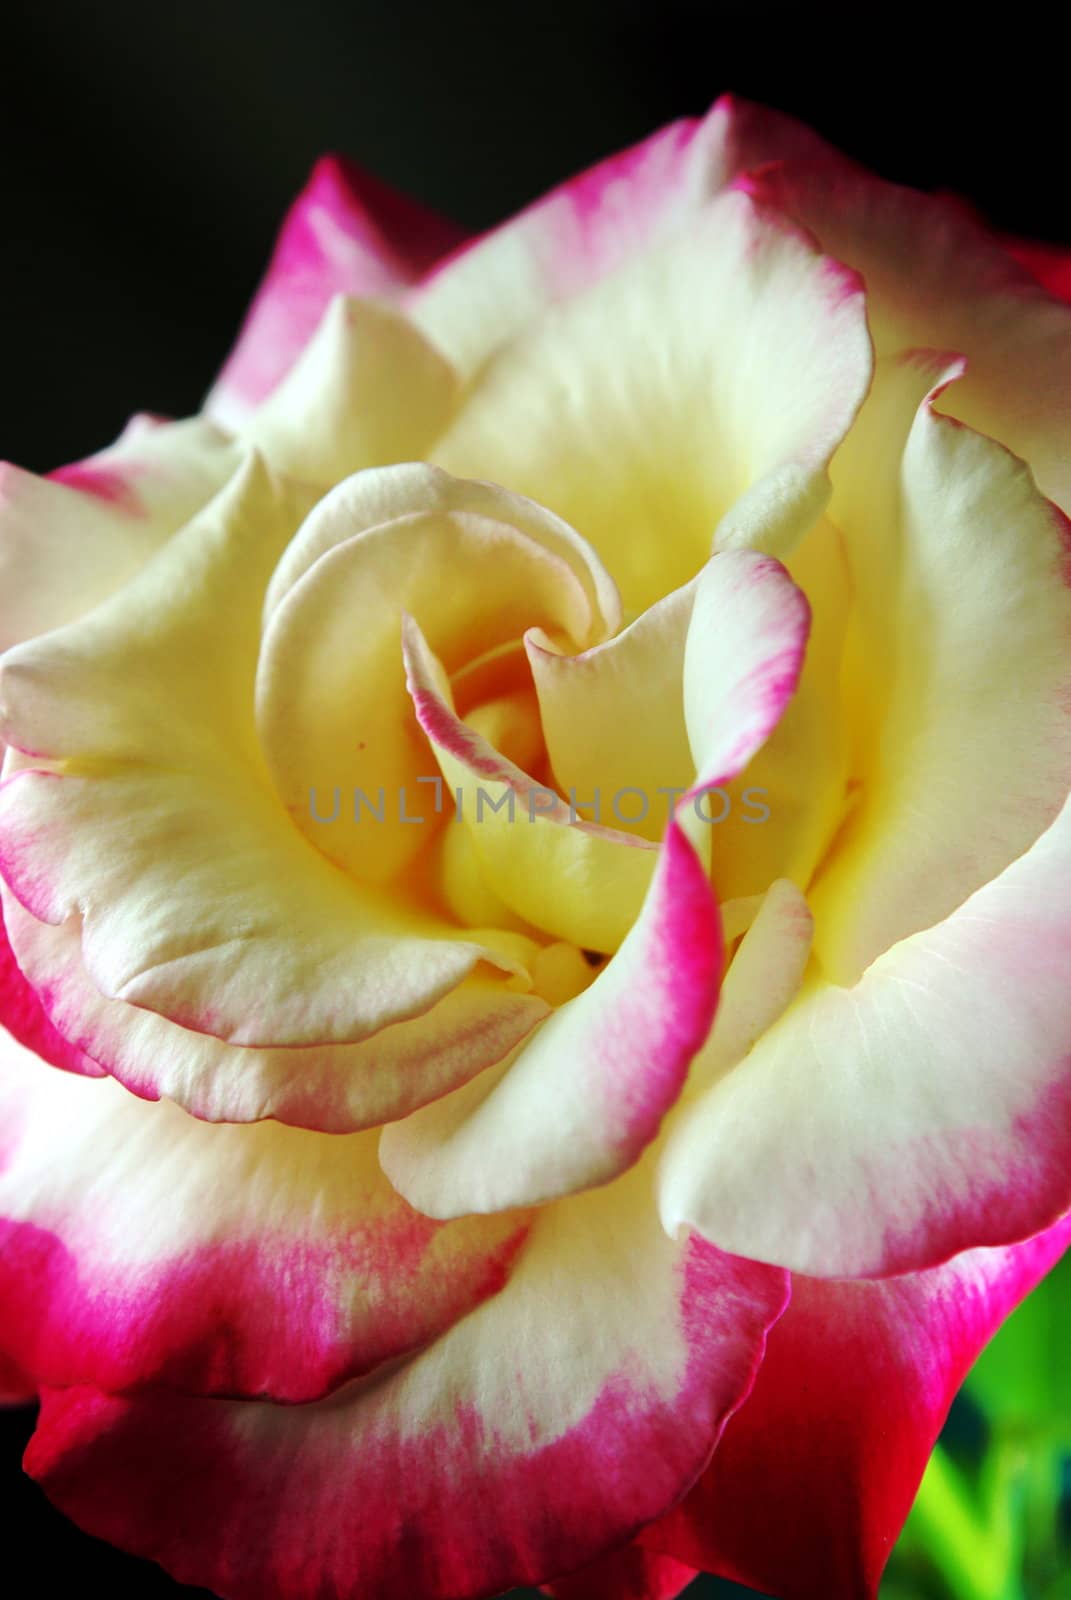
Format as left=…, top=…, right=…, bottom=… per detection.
left=3, top=96, right=1070, bottom=1600
left=1, top=94, right=1070, bottom=1600
left=3, top=93, right=1070, bottom=1600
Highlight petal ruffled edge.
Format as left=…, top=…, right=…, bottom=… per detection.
left=643, top=1216, right=1071, bottom=1599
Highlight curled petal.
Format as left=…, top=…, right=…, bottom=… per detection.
left=659, top=791, right=1071, bottom=1277
left=527, top=583, right=696, bottom=845
left=711, top=516, right=851, bottom=901
left=403, top=611, right=658, bottom=954
left=815, top=361, right=1071, bottom=981
left=381, top=552, right=810, bottom=1217
left=675, top=876, right=813, bottom=1101
left=380, top=820, right=721, bottom=1216
left=2, top=884, right=546, bottom=1130
left=262, top=458, right=620, bottom=633
left=0, top=458, right=518, bottom=1077
left=683, top=548, right=811, bottom=789
left=257, top=465, right=614, bottom=886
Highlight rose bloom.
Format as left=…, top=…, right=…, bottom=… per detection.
left=2, top=95, right=1071, bottom=1600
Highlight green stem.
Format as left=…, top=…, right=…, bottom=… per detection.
left=904, top=1443, right=1024, bottom=1600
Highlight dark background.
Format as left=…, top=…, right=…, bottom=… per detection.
left=1, top=2, right=1066, bottom=1594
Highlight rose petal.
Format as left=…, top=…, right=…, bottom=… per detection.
left=410, top=93, right=835, bottom=379
left=531, top=523, right=845, bottom=904
left=659, top=790, right=1071, bottom=1277
left=242, top=295, right=458, bottom=484
left=0, top=457, right=517, bottom=1059
left=674, top=876, right=813, bottom=1101
left=740, top=156, right=1071, bottom=517
left=1, top=417, right=238, bottom=650
left=527, top=581, right=696, bottom=845
left=433, top=188, right=871, bottom=614
left=208, top=154, right=464, bottom=427
left=0, top=1028, right=530, bottom=1400
left=682, top=549, right=811, bottom=794
left=1006, top=237, right=1071, bottom=304
left=813, top=357, right=1071, bottom=981
left=257, top=464, right=613, bottom=886
left=264, top=458, right=620, bottom=633
left=0, top=890, right=102, bottom=1079
left=542, top=1544, right=698, bottom=1600
left=1, top=883, right=547, bottom=1130
left=643, top=1218, right=1071, bottom=1599
left=404, top=609, right=660, bottom=951
left=380, top=819, right=720, bottom=1216
left=380, top=553, right=809, bottom=1217
left=26, top=1167, right=787, bottom=1600
left=710, top=516, right=851, bottom=901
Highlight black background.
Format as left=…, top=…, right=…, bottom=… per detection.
left=1, top=2, right=1066, bottom=1595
